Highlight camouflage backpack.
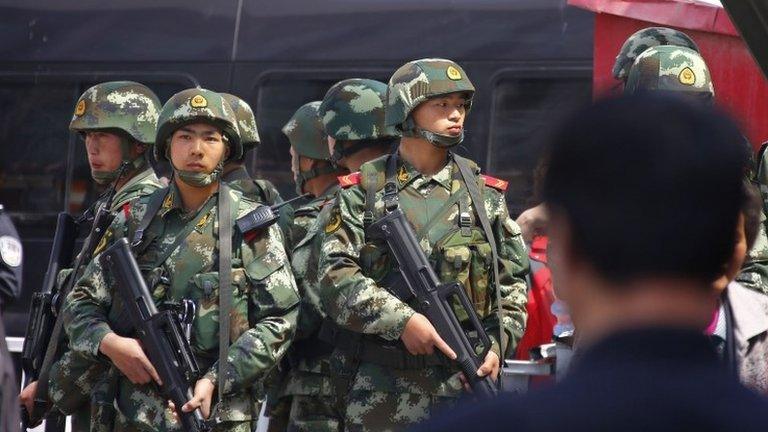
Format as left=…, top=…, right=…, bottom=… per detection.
left=386, top=58, right=475, bottom=147
left=613, top=27, right=700, bottom=82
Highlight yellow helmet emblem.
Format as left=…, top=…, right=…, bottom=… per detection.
left=446, top=66, right=462, bottom=81
left=75, top=100, right=86, bottom=116
left=679, top=67, right=696, bottom=86
left=190, top=94, right=208, bottom=108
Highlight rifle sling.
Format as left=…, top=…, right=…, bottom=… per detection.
left=217, top=183, right=233, bottom=400
left=454, top=155, right=506, bottom=371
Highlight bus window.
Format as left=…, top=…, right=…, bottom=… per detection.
left=488, top=75, right=592, bottom=217
left=0, top=82, right=76, bottom=217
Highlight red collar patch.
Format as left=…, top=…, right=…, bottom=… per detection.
left=338, top=172, right=361, bottom=188
left=480, top=174, right=508, bottom=192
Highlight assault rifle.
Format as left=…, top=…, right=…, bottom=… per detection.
left=22, top=162, right=128, bottom=428
left=100, top=238, right=209, bottom=432
left=367, top=208, right=498, bottom=400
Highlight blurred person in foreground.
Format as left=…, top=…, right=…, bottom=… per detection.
left=710, top=181, right=768, bottom=394
left=415, top=94, right=768, bottom=432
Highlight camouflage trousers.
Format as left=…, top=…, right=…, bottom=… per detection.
left=49, top=349, right=117, bottom=432
left=114, top=417, right=252, bottom=432
left=287, top=394, right=343, bottom=432
left=271, top=360, right=343, bottom=432
left=339, top=361, right=462, bottom=432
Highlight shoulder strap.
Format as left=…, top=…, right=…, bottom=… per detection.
left=131, top=188, right=170, bottom=249
left=218, top=183, right=233, bottom=399
left=454, top=155, right=507, bottom=369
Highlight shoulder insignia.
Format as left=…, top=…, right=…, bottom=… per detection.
left=481, top=174, right=508, bottom=192
left=338, top=172, right=361, bottom=188
left=93, top=230, right=112, bottom=257
left=0, top=236, right=22, bottom=267
left=324, top=207, right=342, bottom=234
left=122, top=202, right=131, bottom=220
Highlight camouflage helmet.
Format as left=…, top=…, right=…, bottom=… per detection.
left=69, top=81, right=161, bottom=144
left=624, top=46, right=714, bottom=100
left=220, top=93, right=261, bottom=152
left=319, top=78, right=399, bottom=141
left=282, top=101, right=329, bottom=160
left=155, top=88, right=242, bottom=162
left=386, top=58, right=475, bottom=148
left=613, top=27, right=700, bottom=81
left=283, top=102, right=341, bottom=196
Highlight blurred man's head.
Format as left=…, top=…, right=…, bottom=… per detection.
left=543, top=95, right=747, bottom=341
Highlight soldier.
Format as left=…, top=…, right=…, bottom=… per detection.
left=219, top=93, right=294, bottom=249
left=62, top=88, right=299, bottom=432
left=284, top=101, right=346, bottom=242
left=517, top=27, right=701, bottom=241
left=282, top=79, right=399, bottom=431
left=262, top=101, right=341, bottom=431
left=19, top=81, right=164, bottom=432
left=317, top=59, right=529, bottom=430
left=623, top=45, right=768, bottom=294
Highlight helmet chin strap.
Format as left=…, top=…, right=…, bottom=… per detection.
left=401, top=117, right=464, bottom=148
left=166, top=143, right=225, bottom=188
left=295, top=165, right=341, bottom=197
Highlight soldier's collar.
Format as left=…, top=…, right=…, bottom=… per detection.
left=392, top=157, right=420, bottom=190
left=396, top=157, right=453, bottom=192
left=158, top=183, right=181, bottom=217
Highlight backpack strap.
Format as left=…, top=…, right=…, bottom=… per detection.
left=453, top=154, right=507, bottom=374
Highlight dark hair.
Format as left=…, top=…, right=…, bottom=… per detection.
left=543, top=95, right=746, bottom=285
left=742, top=181, right=762, bottom=250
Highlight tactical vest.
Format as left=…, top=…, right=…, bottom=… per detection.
left=321, top=152, right=505, bottom=370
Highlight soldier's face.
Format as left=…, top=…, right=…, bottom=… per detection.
left=412, top=93, right=466, bottom=136
left=169, top=123, right=228, bottom=173
left=84, top=131, right=124, bottom=173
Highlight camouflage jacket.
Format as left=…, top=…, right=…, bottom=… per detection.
left=283, top=184, right=339, bottom=397
left=317, top=153, right=529, bottom=396
left=62, top=183, right=300, bottom=428
left=223, top=166, right=295, bottom=253
left=48, top=168, right=163, bottom=413
left=112, top=166, right=163, bottom=211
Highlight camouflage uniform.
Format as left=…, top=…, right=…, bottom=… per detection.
left=613, top=27, right=700, bottom=82
left=220, top=93, right=295, bottom=250
left=625, top=47, right=768, bottom=293
left=317, top=60, right=529, bottom=431
left=281, top=80, right=397, bottom=432
left=62, top=88, right=300, bottom=432
left=46, top=81, right=163, bottom=432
